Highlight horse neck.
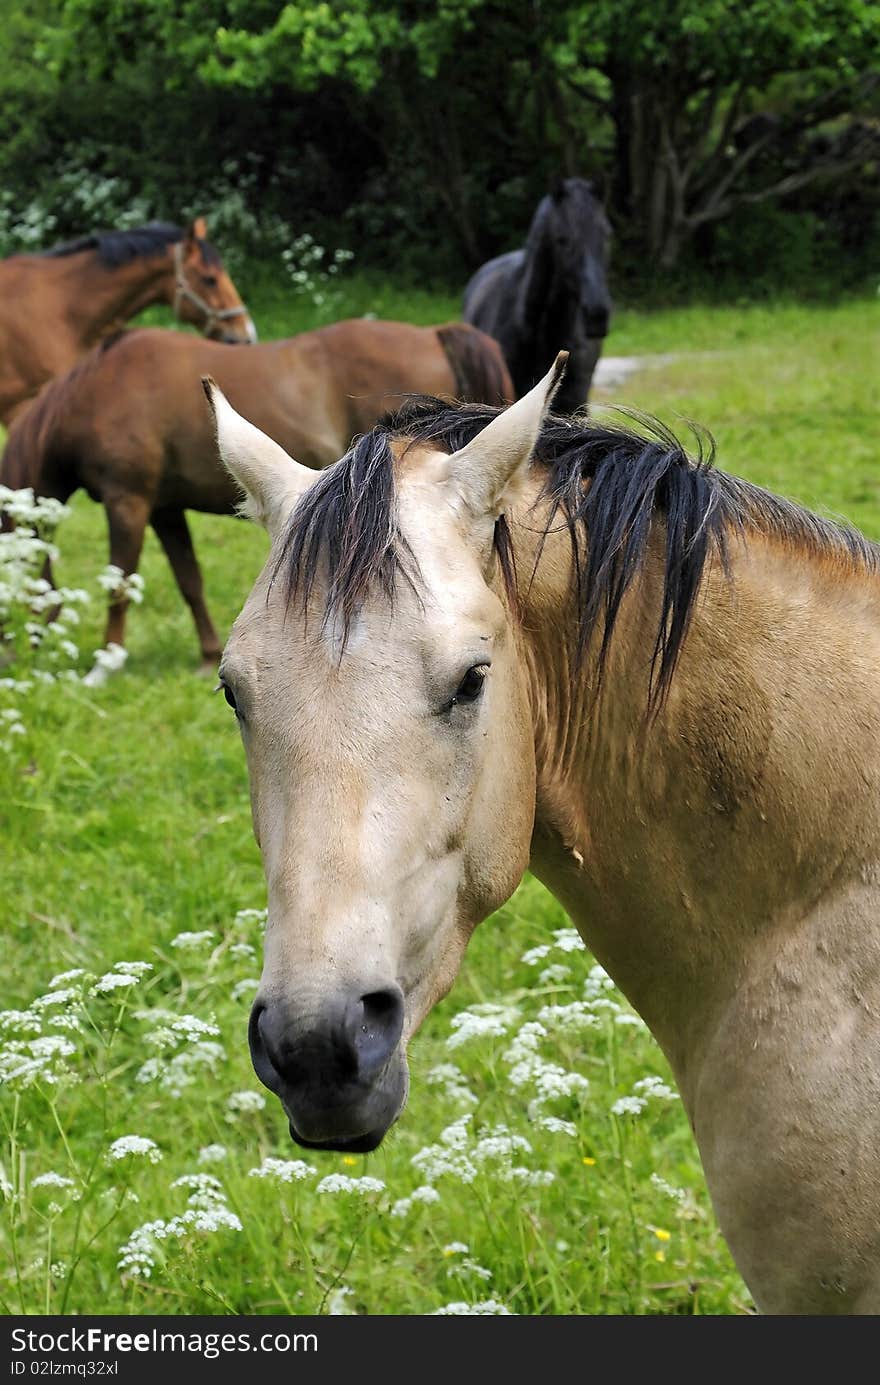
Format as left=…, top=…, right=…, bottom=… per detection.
left=515, top=219, right=579, bottom=347
left=54, top=248, right=175, bottom=348
left=511, top=497, right=880, bottom=1079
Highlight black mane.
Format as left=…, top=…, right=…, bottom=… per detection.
left=275, top=397, right=880, bottom=711
left=42, top=221, right=220, bottom=268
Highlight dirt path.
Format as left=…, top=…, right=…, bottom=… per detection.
left=592, top=353, right=678, bottom=393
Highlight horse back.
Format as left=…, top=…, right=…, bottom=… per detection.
left=462, top=251, right=523, bottom=341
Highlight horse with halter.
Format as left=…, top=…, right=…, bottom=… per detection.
left=1, top=318, right=511, bottom=669
left=0, top=217, right=255, bottom=426
left=204, top=358, right=880, bottom=1314
left=463, top=178, right=612, bottom=413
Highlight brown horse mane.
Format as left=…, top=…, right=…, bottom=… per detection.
left=274, top=396, right=880, bottom=711
left=41, top=222, right=221, bottom=269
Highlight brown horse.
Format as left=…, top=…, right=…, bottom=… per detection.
left=1, top=318, right=512, bottom=669
left=205, top=359, right=880, bottom=1313
left=0, top=217, right=255, bottom=426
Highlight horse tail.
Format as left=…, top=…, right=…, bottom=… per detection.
left=436, top=323, right=515, bottom=406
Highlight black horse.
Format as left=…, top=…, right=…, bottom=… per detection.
left=463, top=178, right=612, bottom=413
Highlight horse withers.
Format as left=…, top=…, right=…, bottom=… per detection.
left=0, top=216, right=255, bottom=425
left=463, top=178, right=612, bottom=412
left=206, top=359, right=880, bottom=1314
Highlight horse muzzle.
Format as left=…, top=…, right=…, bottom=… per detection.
left=248, top=987, right=407, bottom=1150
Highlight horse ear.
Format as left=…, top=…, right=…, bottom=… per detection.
left=187, top=216, right=208, bottom=242
left=201, top=377, right=317, bottom=537
left=448, top=352, right=568, bottom=525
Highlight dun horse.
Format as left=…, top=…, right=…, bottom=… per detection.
left=205, top=358, right=880, bottom=1314
left=1, top=319, right=511, bottom=668
left=463, top=178, right=612, bottom=412
left=0, top=217, right=255, bottom=425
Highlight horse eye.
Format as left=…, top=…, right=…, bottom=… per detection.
left=452, top=664, right=488, bottom=706
left=222, top=683, right=238, bottom=713
left=202, top=273, right=219, bottom=288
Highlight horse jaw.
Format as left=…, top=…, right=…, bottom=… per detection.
left=201, top=377, right=317, bottom=537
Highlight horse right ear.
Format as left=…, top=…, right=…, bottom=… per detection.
left=448, top=352, right=567, bottom=535
left=201, top=378, right=317, bottom=537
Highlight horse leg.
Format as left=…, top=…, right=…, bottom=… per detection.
left=101, top=489, right=151, bottom=653
left=150, top=507, right=222, bottom=673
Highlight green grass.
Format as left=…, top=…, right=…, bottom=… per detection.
left=1, top=284, right=876, bottom=1316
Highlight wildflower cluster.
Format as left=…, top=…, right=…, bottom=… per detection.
left=0, top=889, right=731, bottom=1315
left=118, top=1172, right=242, bottom=1280
left=0, top=491, right=148, bottom=747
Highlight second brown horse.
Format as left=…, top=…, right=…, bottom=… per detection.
left=1, top=318, right=513, bottom=669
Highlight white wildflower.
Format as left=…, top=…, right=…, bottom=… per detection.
left=248, top=1158, right=314, bottom=1184
left=327, top=1286, right=356, bottom=1315
left=425, top=1062, right=478, bottom=1107
left=650, top=1173, right=688, bottom=1204
left=633, top=1075, right=678, bottom=1102
left=610, top=1096, right=647, bottom=1117
left=537, top=963, right=572, bottom=985
left=106, top=1136, right=162, bottom=1164
left=136, top=1042, right=225, bottom=1098
left=0, top=1010, right=42, bottom=1034
left=446, top=1004, right=519, bottom=1050
left=432, top=1300, right=514, bottom=1315
left=31, top=1173, right=76, bottom=1191
left=48, top=969, right=86, bottom=987
left=232, top=978, right=259, bottom=1002
left=552, top=928, right=585, bottom=953
left=82, top=643, right=128, bottom=688
left=538, top=1116, right=578, bottom=1136
left=520, top=944, right=552, bottom=965
left=501, top=1167, right=555, bottom=1187
left=234, top=908, right=267, bottom=926
left=536, top=1000, right=601, bottom=1033
left=170, top=930, right=215, bottom=951
left=225, top=1090, right=266, bottom=1118
left=197, top=1145, right=228, bottom=1165
left=472, top=1128, right=532, bottom=1165
left=229, top=942, right=257, bottom=960
left=448, top=1258, right=492, bottom=1281
left=31, top=989, right=78, bottom=1011
left=90, top=972, right=139, bottom=995
left=315, top=1174, right=385, bottom=1196
left=390, top=1185, right=441, bottom=1218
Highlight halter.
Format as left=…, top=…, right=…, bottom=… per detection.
left=172, top=242, right=250, bottom=336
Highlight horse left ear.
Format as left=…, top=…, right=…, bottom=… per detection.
left=449, top=352, right=568, bottom=525
left=187, top=216, right=208, bottom=242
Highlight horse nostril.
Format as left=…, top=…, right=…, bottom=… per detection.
left=248, top=1001, right=285, bottom=1095
left=347, top=987, right=404, bottom=1081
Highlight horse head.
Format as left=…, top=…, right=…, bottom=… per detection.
left=173, top=217, right=257, bottom=344
left=546, top=178, right=612, bottom=340
left=202, top=356, right=567, bottom=1151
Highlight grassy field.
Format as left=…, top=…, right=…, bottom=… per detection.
left=0, top=282, right=876, bottom=1316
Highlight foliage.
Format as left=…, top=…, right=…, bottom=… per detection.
left=0, top=1, right=875, bottom=288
